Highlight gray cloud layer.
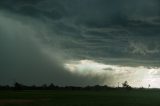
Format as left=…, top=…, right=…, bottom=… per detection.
left=0, top=0, right=160, bottom=85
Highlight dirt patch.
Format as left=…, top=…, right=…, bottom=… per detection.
left=0, top=99, right=33, bottom=105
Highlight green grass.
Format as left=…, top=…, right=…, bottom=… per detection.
left=0, top=90, right=160, bottom=106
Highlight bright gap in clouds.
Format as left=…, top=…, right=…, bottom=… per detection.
left=65, top=60, right=160, bottom=88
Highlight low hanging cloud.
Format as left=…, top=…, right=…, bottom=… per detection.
left=65, top=60, right=160, bottom=88
left=0, top=0, right=160, bottom=87
left=0, top=11, right=104, bottom=86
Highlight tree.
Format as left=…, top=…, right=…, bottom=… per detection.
left=122, top=81, right=131, bottom=89
left=14, top=82, right=25, bottom=90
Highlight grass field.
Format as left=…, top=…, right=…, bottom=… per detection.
left=0, top=89, right=160, bottom=106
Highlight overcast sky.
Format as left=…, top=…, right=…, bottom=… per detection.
left=0, top=0, right=160, bottom=88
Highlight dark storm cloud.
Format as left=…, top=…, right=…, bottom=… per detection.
left=0, top=0, right=160, bottom=85
left=0, top=11, right=104, bottom=86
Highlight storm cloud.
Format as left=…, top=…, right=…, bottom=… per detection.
left=0, top=0, right=160, bottom=87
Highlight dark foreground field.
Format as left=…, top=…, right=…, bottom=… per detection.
left=0, top=90, right=160, bottom=106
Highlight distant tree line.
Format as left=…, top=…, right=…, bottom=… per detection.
left=0, top=81, right=135, bottom=91
left=0, top=82, right=113, bottom=90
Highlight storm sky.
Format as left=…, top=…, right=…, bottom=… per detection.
left=0, top=0, right=160, bottom=88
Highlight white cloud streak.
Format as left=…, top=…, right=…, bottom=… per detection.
left=65, top=60, right=160, bottom=88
